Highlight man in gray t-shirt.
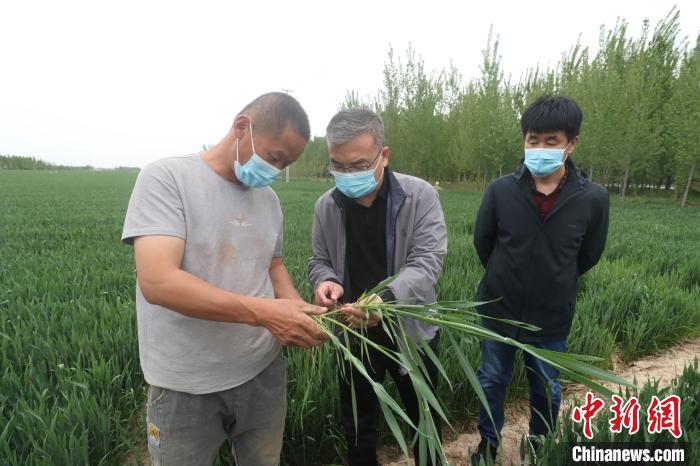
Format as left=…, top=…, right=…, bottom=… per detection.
left=122, top=92, right=327, bottom=466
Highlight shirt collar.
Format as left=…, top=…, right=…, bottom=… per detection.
left=376, top=170, right=390, bottom=200
left=529, top=164, right=569, bottom=195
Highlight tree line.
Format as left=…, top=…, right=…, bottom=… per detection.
left=292, top=8, right=698, bottom=207
left=0, top=155, right=93, bottom=171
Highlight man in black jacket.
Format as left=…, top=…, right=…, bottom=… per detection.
left=470, top=95, right=610, bottom=464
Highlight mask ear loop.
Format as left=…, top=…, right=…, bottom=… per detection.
left=248, top=119, right=281, bottom=175
left=375, top=148, right=386, bottom=185
left=562, top=141, right=571, bottom=161
left=248, top=119, right=257, bottom=156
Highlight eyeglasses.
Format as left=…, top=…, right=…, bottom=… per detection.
left=328, top=149, right=382, bottom=174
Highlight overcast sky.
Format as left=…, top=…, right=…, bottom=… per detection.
left=1, top=0, right=698, bottom=168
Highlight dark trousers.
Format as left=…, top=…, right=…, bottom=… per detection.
left=476, top=338, right=567, bottom=447
left=338, top=328, right=443, bottom=466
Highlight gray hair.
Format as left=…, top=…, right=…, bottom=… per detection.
left=325, top=108, right=385, bottom=150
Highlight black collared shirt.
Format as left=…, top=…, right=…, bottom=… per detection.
left=343, top=175, right=390, bottom=302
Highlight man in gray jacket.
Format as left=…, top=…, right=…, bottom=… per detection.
left=308, top=108, right=448, bottom=466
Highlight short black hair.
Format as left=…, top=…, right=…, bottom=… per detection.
left=521, top=95, right=583, bottom=141
left=239, top=92, right=311, bottom=141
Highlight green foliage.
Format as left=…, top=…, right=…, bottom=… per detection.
left=0, top=155, right=82, bottom=170
left=288, top=136, right=330, bottom=179
left=308, top=274, right=635, bottom=464
left=525, top=359, right=700, bottom=465
left=1, top=171, right=698, bottom=464
left=0, top=170, right=141, bottom=465
left=292, top=8, right=698, bottom=206
left=667, top=31, right=700, bottom=207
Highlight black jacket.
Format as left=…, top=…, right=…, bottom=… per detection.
left=474, top=159, right=609, bottom=342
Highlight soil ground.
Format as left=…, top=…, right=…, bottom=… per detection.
left=379, top=336, right=700, bottom=466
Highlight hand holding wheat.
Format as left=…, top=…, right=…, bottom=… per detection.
left=341, top=293, right=383, bottom=328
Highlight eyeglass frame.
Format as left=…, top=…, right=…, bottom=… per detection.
left=327, top=148, right=383, bottom=175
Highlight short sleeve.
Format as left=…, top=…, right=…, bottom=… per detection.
left=272, top=220, right=283, bottom=258
left=121, top=162, right=186, bottom=245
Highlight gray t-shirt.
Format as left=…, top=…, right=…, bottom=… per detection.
left=122, top=153, right=283, bottom=394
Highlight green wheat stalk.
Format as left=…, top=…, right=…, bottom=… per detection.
left=311, top=275, right=637, bottom=464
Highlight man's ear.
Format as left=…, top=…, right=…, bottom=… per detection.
left=381, top=146, right=391, bottom=166
left=566, top=136, right=580, bottom=156
left=231, top=115, right=250, bottom=140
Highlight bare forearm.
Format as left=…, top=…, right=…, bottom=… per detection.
left=129, top=235, right=328, bottom=345
left=138, top=269, right=264, bottom=325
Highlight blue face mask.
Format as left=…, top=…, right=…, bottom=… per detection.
left=524, top=144, right=569, bottom=177
left=332, top=153, right=384, bottom=199
left=234, top=121, right=281, bottom=188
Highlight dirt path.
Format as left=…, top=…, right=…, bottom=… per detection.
left=379, top=336, right=700, bottom=466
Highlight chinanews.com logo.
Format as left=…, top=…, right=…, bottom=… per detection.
left=568, top=392, right=689, bottom=464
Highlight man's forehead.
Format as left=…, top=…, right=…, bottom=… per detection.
left=329, top=134, right=378, bottom=157
left=269, top=127, right=307, bottom=154
left=526, top=130, right=567, bottom=139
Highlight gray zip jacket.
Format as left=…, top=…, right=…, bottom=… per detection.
left=308, top=169, right=447, bottom=342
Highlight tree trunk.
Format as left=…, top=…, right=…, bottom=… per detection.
left=621, top=159, right=631, bottom=202
left=665, top=176, right=673, bottom=191
left=589, top=166, right=594, bottom=182
left=681, top=159, right=696, bottom=208
left=602, top=165, right=610, bottom=188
